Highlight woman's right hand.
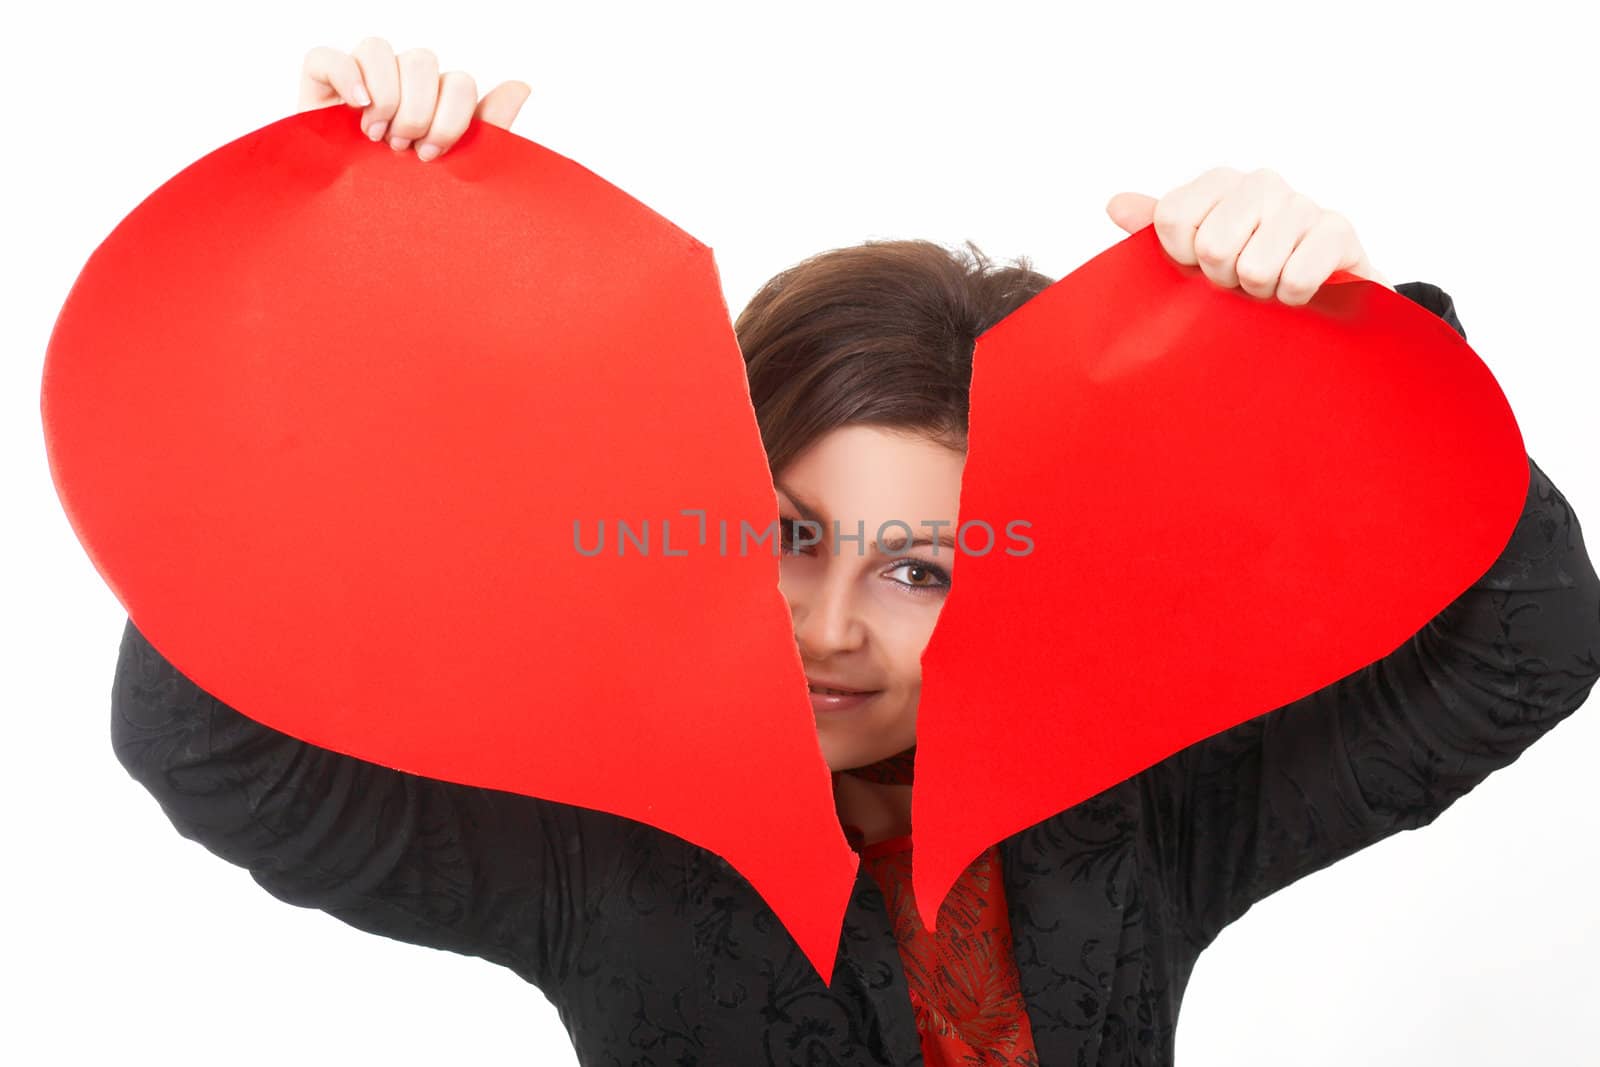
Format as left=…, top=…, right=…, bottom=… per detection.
left=298, top=36, right=531, bottom=162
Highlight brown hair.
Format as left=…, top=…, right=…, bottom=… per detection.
left=733, top=239, right=1056, bottom=478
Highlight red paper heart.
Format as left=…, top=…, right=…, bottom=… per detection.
left=911, top=230, right=1527, bottom=928
left=41, top=107, right=856, bottom=980
left=42, top=106, right=1528, bottom=983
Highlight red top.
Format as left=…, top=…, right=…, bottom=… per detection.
left=843, top=824, right=1040, bottom=1066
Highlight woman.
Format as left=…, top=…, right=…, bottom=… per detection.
left=111, top=37, right=1600, bottom=1066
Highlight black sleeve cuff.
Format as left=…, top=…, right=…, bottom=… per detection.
left=1394, top=280, right=1466, bottom=341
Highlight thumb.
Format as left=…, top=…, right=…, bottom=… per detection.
left=475, top=80, right=532, bottom=131
left=1105, top=191, right=1157, bottom=234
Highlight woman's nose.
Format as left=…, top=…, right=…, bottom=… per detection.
left=789, top=575, right=865, bottom=657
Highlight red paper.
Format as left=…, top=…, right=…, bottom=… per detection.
left=911, top=228, right=1527, bottom=930
left=41, top=105, right=1528, bottom=981
left=41, top=106, right=857, bottom=982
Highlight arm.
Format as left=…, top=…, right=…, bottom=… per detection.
left=110, top=617, right=630, bottom=989
left=107, top=40, right=625, bottom=992
left=1141, top=283, right=1600, bottom=950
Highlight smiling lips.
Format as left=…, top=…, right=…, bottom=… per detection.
left=807, top=677, right=881, bottom=713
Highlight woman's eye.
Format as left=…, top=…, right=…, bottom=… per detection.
left=885, top=560, right=951, bottom=593
left=778, top=517, right=812, bottom=556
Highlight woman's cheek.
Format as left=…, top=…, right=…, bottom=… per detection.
left=874, top=588, right=946, bottom=659
left=775, top=554, right=821, bottom=607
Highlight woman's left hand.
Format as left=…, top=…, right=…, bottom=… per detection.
left=1104, top=166, right=1393, bottom=305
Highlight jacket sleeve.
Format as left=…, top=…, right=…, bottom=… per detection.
left=1142, top=282, right=1600, bottom=950
left=110, top=616, right=630, bottom=989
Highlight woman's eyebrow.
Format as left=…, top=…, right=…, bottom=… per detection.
left=774, top=482, right=955, bottom=554
left=774, top=481, right=828, bottom=525
left=874, top=529, right=957, bottom=554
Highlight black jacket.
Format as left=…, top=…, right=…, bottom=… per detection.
left=110, top=282, right=1600, bottom=1065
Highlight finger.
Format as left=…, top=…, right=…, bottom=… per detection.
left=1365, top=265, right=1395, bottom=292
left=1104, top=192, right=1157, bottom=235
left=1276, top=213, right=1359, bottom=306
left=475, top=80, right=532, bottom=131
left=351, top=36, right=400, bottom=143
left=388, top=47, right=441, bottom=151
left=1233, top=192, right=1320, bottom=300
left=1150, top=166, right=1243, bottom=267
left=298, top=46, right=372, bottom=112
left=416, top=71, right=478, bottom=160
left=1192, top=169, right=1294, bottom=290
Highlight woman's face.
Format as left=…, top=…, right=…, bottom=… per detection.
left=774, top=424, right=965, bottom=772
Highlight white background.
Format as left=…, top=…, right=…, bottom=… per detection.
left=5, top=1, right=1597, bottom=1064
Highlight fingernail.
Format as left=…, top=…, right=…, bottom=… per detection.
left=351, top=86, right=371, bottom=108
left=416, top=143, right=441, bottom=162
left=389, top=135, right=411, bottom=151
left=367, top=120, right=387, bottom=142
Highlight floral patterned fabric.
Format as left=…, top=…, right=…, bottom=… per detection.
left=843, top=822, right=1040, bottom=1066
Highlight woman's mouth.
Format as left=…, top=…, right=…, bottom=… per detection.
left=807, top=679, right=881, bottom=713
